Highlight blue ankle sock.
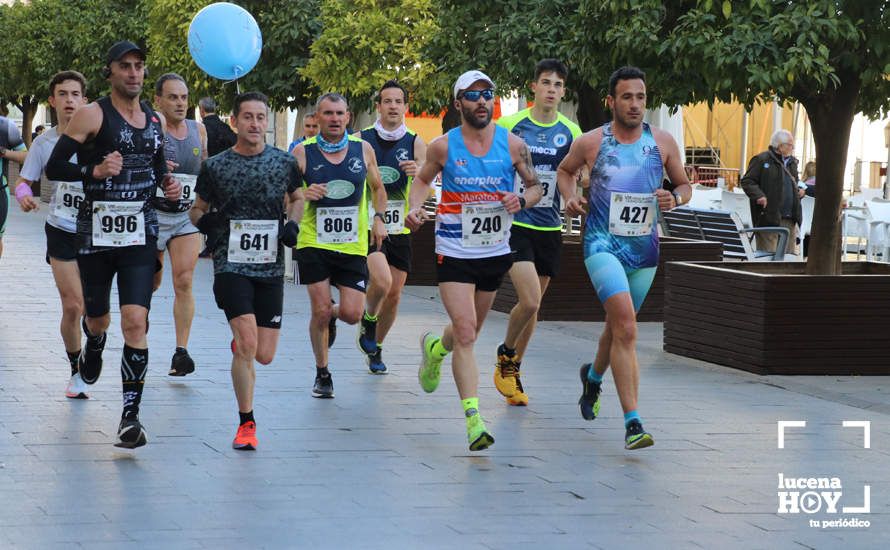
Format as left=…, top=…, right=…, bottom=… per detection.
left=587, top=367, right=604, bottom=383
left=624, top=410, right=641, bottom=427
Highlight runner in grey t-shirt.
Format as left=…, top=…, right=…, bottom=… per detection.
left=150, top=73, right=208, bottom=377
left=0, top=114, right=28, bottom=257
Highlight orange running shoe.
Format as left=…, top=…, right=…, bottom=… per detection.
left=232, top=421, right=258, bottom=450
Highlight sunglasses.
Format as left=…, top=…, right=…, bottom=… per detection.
left=460, top=89, right=495, bottom=102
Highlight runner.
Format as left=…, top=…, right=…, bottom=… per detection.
left=190, top=91, right=302, bottom=451
left=556, top=66, right=691, bottom=450
left=405, top=70, right=542, bottom=451
left=291, top=92, right=387, bottom=398
left=287, top=111, right=319, bottom=153
left=152, top=73, right=207, bottom=377
left=360, top=80, right=427, bottom=373
left=493, top=59, right=582, bottom=405
left=14, top=70, right=89, bottom=398
left=45, top=41, right=181, bottom=449
left=0, top=113, right=28, bottom=259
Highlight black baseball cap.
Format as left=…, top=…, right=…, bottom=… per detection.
left=105, top=41, right=146, bottom=66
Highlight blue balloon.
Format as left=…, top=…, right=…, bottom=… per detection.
left=188, top=2, right=262, bottom=80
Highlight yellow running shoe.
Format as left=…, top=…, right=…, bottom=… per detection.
left=418, top=332, right=443, bottom=393
left=466, top=411, right=494, bottom=451
left=493, top=344, right=528, bottom=406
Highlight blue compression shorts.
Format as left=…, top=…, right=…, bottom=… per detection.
left=584, top=252, right=656, bottom=312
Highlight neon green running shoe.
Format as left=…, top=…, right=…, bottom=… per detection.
left=466, top=411, right=494, bottom=451
left=624, top=420, right=654, bottom=450
left=418, top=331, right=443, bottom=393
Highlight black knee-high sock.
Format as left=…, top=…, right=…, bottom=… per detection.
left=121, top=345, right=148, bottom=419
left=67, top=350, right=80, bottom=376
left=82, top=318, right=107, bottom=352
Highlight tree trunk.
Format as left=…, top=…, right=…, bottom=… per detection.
left=441, top=98, right=460, bottom=133
left=803, top=77, right=860, bottom=275
left=575, top=81, right=608, bottom=132
left=20, top=97, right=39, bottom=148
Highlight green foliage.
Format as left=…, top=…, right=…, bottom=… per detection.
left=301, top=0, right=437, bottom=112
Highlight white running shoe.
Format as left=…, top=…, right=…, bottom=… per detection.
left=65, top=373, right=89, bottom=399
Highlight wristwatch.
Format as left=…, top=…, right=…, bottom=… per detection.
left=671, top=190, right=683, bottom=206
left=373, top=212, right=386, bottom=222
left=518, top=197, right=527, bottom=209
left=0, top=146, right=6, bottom=158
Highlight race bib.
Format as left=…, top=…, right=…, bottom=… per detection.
left=92, top=201, right=145, bottom=247
left=155, top=173, right=196, bottom=203
left=369, top=200, right=406, bottom=234
left=516, top=170, right=556, bottom=209
left=461, top=203, right=509, bottom=247
left=228, top=219, right=278, bottom=264
left=52, top=181, right=84, bottom=224
left=608, top=192, right=657, bottom=236
left=317, top=206, right=359, bottom=244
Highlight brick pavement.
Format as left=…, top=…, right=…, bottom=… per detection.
left=1, top=205, right=887, bottom=549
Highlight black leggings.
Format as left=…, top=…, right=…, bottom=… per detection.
left=0, top=184, right=8, bottom=237
left=77, top=239, right=157, bottom=317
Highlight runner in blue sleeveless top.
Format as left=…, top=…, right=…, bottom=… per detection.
left=557, top=66, right=691, bottom=450
left=492, top=59, right=583, bottom=406
left=360, top=80, right=427, bottom=374
left=405, top=70, right=542, bottom=451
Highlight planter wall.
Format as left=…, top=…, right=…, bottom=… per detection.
left=493, top=236, right=724, bottom=322
left=664, top=261, right=890, bottom=375
left=405, top=221, right=437, bottom=286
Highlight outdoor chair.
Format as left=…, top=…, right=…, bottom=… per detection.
left=661, top=207, right=791, bottom=261
left=721, top=190, right=754, bottom=229
left=687, top=184, right=722, bottom=210
left=865, top=198, right=890, bottom=261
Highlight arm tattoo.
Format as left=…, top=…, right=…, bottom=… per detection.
left=519, top=145, right=540, bottom=188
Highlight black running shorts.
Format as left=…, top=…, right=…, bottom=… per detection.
left=45, top=223, right=78, bottom=263
left=77, top=238, right=158, bottom=317
left=435, top=253, right=513, bottom=292
left=367, top=232, right=412, bottom=273
left=509, top=225, right=562, bottom=278
left=213, top=271, right=283, bottom=328
left=295, top=247, right=368, bottom=292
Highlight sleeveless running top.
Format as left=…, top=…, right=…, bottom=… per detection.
left=154, top=119, right=201, bottom=213
left=436, top=125, right=515, bottom=259
left=296, top=134, right=370, bottom=256
left=76, top=96, right=164, bottom=254
left=360, top=127, right=415, bottom=235
left=497, top=108, right=581, bottom=230
left=583, top=122, right=664, bottom=269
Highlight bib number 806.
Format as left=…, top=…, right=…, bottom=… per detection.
left=323, top=217, right=353, bottom=233
left=100, top=214, right=137, bottom=233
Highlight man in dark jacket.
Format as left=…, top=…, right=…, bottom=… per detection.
left=199, top=97, right=236, bottom=157
left=741, top=129, right=804, bottom=254
left=197, top=97, right=236, bottom=256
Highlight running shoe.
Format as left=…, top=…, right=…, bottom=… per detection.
left=328, top=299, right=337, bottom=348
left=624, top=420, right=654, bottom=450
left=232, top=421, right=258, bottom=451
left=78, top=330, right=106, bottom=385
left=65, top=373, right=89, bottom=399
left=168, top=348, right=195, bottom=377
left=357, top=314, right=378, bottom=356
left=367, top=347, right=387, bottom=374
left=493, top=344, right=528, bottom=406
left=418, top=332, right=443, bottom=393
left=312, top=373, right=335, bottom=398
left=578, top=363, right=602, bottom=420
left=466, top=411, right=494, bottom=451
left=114, top=417, right=147, bottom=449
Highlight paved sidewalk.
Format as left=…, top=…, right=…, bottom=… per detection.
left=1, top=205, right=887, bottom=549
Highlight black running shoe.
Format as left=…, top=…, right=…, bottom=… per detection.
left=312, top=373, right=334, bottom=398
left=578, top=363, right=602, bottom=420
left=357, top=313, right=378, bottom=356
left=367, top=347, right=387, bottom=374
left=79, top=319, right=106, bottom=385
left=625, top=420, right=654, bottom=450
left=328, top=299, right=337, bottom=348
left=114, top=417, right=148, bottom=449
left=168, top=348, right=195, bottom=377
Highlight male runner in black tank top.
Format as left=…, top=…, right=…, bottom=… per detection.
left=47, top=41, right=182, bottom=449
